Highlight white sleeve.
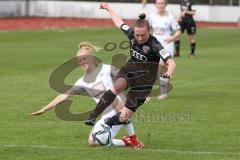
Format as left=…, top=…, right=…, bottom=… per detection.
left=72, top=79, right=85, bottom=93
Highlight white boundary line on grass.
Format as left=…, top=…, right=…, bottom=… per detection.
left=0, top=144, right=240, bottom=156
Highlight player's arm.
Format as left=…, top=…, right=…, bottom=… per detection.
left=30, top=88, right=76, bottom=116
left=100, top=2, right=124, bottom=28
left=158, top=48, right=176, bottom=79
left=164, top=58, right=176, bottom=79
left=164, top=30, right=181, bottom=44
left=164, top=17, right=181, bottom=44
left=184, top=10, right=196, bottom=16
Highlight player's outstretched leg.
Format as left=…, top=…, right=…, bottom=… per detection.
left=84, top=77, right=127, bottom=126
left=84, top=90, right=116, bottom=126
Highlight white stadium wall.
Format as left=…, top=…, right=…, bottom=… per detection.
left=0, top=1, right=240, bottom=23
left=0, top=1, right=26, bottom=17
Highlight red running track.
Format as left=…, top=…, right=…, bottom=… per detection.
left=0, top=17, right=238, bottom=31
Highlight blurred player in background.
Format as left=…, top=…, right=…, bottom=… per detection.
left=175, top=0, right=196, bottom=58
left=141, top=0, right=147, bottom=8
left=30, top=42, right=143, bottom=148
left=85, top=3, right=176, bottom=133
left=148, top=0, right=181, bottom=100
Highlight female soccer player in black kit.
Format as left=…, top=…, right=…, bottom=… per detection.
left=85, top=2, right=176, bottom=128
left=175, top=0, right=196, bottom=58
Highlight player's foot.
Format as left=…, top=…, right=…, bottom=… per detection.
left=122, top=135, right=144, bottom=149
left=130, top=135, right=144, bottom=149
left=84, top=118, right=96, bottom=126
left=157, top=94, right=168, bottom=100
left=131, top=138, right=144, bottom=149
left=188, top=54, right=195, bottom=58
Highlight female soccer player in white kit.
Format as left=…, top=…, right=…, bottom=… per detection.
left=148, top=0, right=181, bottom=99
left=30, top=42, right=143, bottom=148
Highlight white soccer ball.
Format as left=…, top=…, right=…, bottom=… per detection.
left=92, top=123, right=113, bottom=146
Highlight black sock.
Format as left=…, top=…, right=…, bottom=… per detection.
left=105, top=112, right=128, bottom=126
left=175, top=40, right=180, bottom=54
left=89, top=90, right=116, bottom=119
left=190, top=42, right=196, bottom=55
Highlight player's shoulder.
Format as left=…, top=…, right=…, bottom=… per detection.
left=168, top=12, right=174, bottom=18
left=102, top=64, right=112, bottom=71
left=165, top=11, right=175, bottom=19
left=101, top=64, right=114, bottom=75
left=149, top=11, right=157, bottom=17
left=149, top=11, right=159, bottom=19
left=150, top=36, right=164, bottom=51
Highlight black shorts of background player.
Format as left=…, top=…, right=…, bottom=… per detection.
left=84, top=2, right=176, bottom=127
left=175, top=0, right=196, bottom=58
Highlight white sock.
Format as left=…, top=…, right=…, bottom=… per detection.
left=111, top=139, right=126, bottom=146
left=123, top=122, right=135, bottom=136
left=159, top=77, right=169, bottom=96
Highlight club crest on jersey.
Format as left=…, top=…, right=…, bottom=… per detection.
left=143, top=46, right=150, bottom=54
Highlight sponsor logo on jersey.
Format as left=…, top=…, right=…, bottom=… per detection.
left=143, top=46, right=150, bottom=54
left=90, top=81, right=106, bottom=98
left=131, top=49, right=147, bottom=61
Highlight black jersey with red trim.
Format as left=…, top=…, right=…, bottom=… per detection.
left=180, top=0, right=194, bottom=20
left=120, top=24, right=171, bottom=64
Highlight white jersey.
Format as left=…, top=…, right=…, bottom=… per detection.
left=73, top=64, right=127, bottom=138
left=148, top=11, right=180, bottom=56
left=73, top=64, right=126, bottom=116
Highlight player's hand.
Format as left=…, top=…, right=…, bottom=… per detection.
left=164, top=37, right=173, bottom=44
left=100, top=2, right=109, bottom=10
left=30, top=109, right=45, bottom=116
left=180, top=11, right=186, bottom=17
left=164, top=72, right=172, bottom=79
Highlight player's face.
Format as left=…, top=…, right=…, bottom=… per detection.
left=77, top=50, right=95, bottom=72
left=134, top=26, right=150, bottom=44
left=155, top=0, right=166, bottom=12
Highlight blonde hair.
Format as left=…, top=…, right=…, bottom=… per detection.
left=79, top=41, right=97, bottom=52
left=76, top=41, right=101, bottom=57
left=77, top=41, right=102, bottom=66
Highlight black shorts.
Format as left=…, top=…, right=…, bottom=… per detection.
left=116, top=62, right=158, bottom=112
left=179, top=18, right=196, bottom=35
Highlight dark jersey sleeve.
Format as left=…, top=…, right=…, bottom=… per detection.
left=120, top=24, right=134, bottom=40
left=154, top=43, right=172, bottom=63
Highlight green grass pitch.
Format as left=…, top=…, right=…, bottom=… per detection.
left=0, top=27, right=240, bottom=160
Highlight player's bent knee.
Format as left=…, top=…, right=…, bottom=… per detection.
left=112, top=78, right=127, bottom=94
left=88, top=137, right=97, bottom=146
